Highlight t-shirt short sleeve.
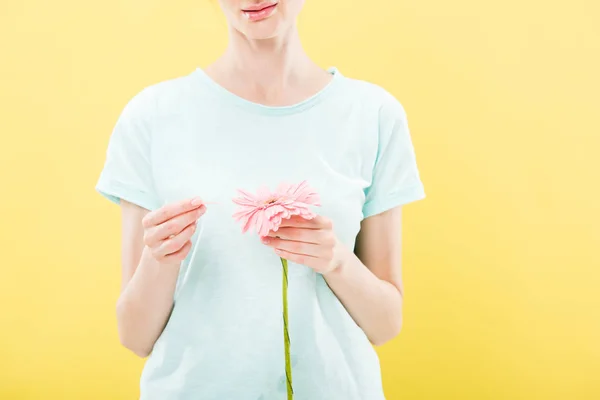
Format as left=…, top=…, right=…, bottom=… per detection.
left=95, top=89, right=161, bottom=211
left=362, top=93, right=425, bottom=218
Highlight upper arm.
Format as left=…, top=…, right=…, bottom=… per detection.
left=95, top=88, right=161, bottom=212
left=361, top=89, right=425, bottom=219
left=356, top=89, right=426, bottom=291
left=119, top=200, right=150, bottom=292
left=355, top=206, right=404, bottom=294
left=95, top=89, right=161, bottom=292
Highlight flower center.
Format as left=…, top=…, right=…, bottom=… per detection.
left=262, top=197, right=279, bottom=205
left=258, top=198, right=279, bottom=210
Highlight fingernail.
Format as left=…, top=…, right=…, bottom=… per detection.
left=261, top=237, right=271, bottom=244
left=191, top=197, right=203, bottom=206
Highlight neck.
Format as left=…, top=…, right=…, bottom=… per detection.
left=220, top=25, right=313, bottom=89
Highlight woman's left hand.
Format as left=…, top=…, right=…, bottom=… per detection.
left=260, top=215, right=346, bottom=275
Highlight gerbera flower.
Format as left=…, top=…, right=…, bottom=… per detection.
left=232, top=180, right=321, bottom=400
left=232, top=180, right=321, bottom=237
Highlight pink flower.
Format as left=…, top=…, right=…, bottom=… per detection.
left=232, top=180, right=321, bottom=237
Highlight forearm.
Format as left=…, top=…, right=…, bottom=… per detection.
left=324, top=249, right=403, bottom=346
left=116, top=247, right=180, bottom=357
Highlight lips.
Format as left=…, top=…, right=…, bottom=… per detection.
left=241, top=2, right=278, bottom=12
left=241, top=2, right=278, bottom=21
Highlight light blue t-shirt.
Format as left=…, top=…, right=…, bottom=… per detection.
left=96, top=67, right=425, bottom=400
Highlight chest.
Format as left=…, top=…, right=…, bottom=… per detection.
left=149, top=106, right=379, bottom=247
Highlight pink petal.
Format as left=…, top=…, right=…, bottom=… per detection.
left=236, top=189, right=260, bottom=203
left=258, top=216, right=273, bottom=237
left=275, top=182, right=293, bottom=196
left=232, top=207, right=255, bottom=220
left=232, top=197, right=257, bottom=207
left=270, top=215, right=282, bottom=229
left=256, top=185, right=273, bottom=202
left=257, top=211, right=276, bottom=236
left=265, top=204, right=283, bottom=219
left=242, top=209, right=261, bottom=234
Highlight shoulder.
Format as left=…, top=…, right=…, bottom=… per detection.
left=118, top=71, right=200, bottom=121
left=334, top=74, right=412, bottom=149
left=336, top=74, right=408, bottom=121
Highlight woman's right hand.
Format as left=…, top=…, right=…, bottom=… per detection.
left=141, top=197, right=207, bottom=265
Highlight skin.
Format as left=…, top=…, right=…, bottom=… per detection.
left=117, top=199, right=206, bottom=357
left=262, top=213, right=404, bottom=346
left=116, top=0, right=405, bottom=357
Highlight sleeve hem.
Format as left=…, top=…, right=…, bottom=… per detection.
left=362, top=184, right=426, bottom=219
left=95, top=179, right=161, bottom=212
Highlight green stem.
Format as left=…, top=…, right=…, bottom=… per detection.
left=280, top=257, right=293, bottom=400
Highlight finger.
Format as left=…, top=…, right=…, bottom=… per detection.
left=143, top=197, right=205, bottom=228
left=161, top=240, right=193, bottom=265
left=154, top=222, right=197, bottom=258
left=145, top=206, right=205, bottom=245
left=266, top=227, right=324, bottom=244
left=311, top=215, right=333, bottom=229
left=274, top=248, right=320, bottom=268
left=277, top=215, right=322, bottom=229
left=262, top=236, right=323, bottom=257
left=156, top=205, right=205, bottom=240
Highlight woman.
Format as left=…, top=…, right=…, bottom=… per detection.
left=96, top=1, right=425, bottom=399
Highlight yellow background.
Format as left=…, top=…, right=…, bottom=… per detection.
left=1, top=0, right=599, bottom=399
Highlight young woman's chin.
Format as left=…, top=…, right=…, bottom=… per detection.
left=236, top=16, right=289, bottom=40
